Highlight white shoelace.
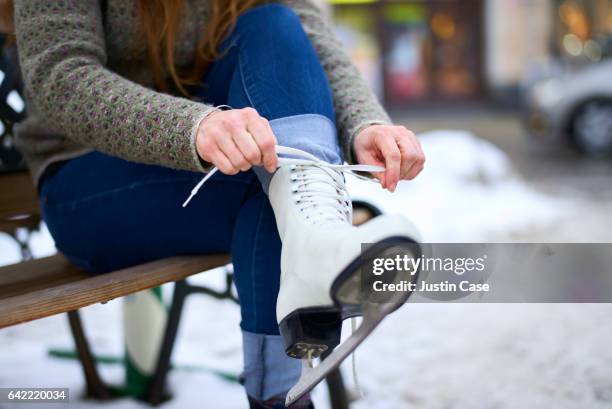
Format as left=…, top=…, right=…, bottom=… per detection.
left=182, top=145, right=383, bottom=208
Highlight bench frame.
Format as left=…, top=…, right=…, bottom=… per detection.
left=67, top=272, right=242, bottom=404
left=2, top=222, right=353, bottom=407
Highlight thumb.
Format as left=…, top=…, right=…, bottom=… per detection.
left=361, top=154, right=386, bottom=187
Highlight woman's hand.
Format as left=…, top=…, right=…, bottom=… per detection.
left=196, top=107, right=278, bottom=174
left=353, top=125, right=425, bottom=192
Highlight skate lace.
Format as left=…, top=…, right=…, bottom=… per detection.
left=277, top=146, right=382, bottom=226
left=182, top=145, right=383, bottom=208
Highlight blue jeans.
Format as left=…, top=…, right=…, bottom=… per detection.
left=40, top=4, right=341, bottom=403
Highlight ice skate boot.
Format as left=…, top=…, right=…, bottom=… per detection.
left=267, top=147, right=422, bottom=406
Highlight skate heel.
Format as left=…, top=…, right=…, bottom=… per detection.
left=332, top=236, right=422, bottom=312
left=279, top=307, right=342, bottom=359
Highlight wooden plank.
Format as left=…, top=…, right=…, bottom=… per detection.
left=0, top=254, right=87, bottom=298
left=0, top=253, right=231, bottom=328
left=0, top=171, right=40, bottom=220
left=0, top=254, right=79, bottom=287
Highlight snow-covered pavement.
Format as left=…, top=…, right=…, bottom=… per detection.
left=1, top=131, right=610, bottom=409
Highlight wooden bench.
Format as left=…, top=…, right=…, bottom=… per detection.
left=0, top=174, right=231, bottom=327
left=0, top=171, right=229, bottom=327
left=0, top=170, right=236, bottom=402
left=0, top=168, right=379, bottom=407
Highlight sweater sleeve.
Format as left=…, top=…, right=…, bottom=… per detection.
left=282, top=0, right=392, bottom=164
left=14, top=0, right=214, bottom=173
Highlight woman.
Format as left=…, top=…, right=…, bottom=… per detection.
left=6, top=0, right=424, bottom=407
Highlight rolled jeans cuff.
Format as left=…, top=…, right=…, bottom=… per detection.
left=254, top=113, right=342, bottom=191
left=240, top=330, right=301, bottom=401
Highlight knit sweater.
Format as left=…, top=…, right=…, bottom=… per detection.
left=13, top=0, right=391, bottom=185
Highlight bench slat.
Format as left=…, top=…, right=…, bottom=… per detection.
left=0, top=254, right=82, bottom=286
left=0, top=255, right=87, bottom=298
left=0, top=253, right=231, bottom=328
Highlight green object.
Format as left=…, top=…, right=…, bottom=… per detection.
left=383, top=4, right=427, bottom=24
left=50, top=286, right=241, bottom=401
left=124, top=352, right=150, bottom=398
left=122, top=287, right=167, bottom=397
left=47, top=348, right=240, bottom=383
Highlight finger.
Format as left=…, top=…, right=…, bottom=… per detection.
left=409, top=140, right=426, bottom=179
left=404, top=135, right=426, bottom=180
left=247, top=117, right=278, bottom=172
left=372, top=170, right=385, bottom=185
left=396, top=136, right=421, bottom=179
left=375, top=133, right=401, bottom=192
left=405, top=161, right=425, bottom=180
left=355, top=145, right=387, bottom=187
left=217, top=136, right=250, bottom=172
left=396, top=138, right=414, bottom=179
left=210, top=150, right=237, bottom=175
left=361, top=153, right=386, bottom=185
left=233, top=131, right=262, bottom=166
left=407, top=131, right=425, bottom=160
left=401, top=152, right=423, bottom=180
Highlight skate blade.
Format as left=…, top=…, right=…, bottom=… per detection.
left=285, top=301, right=395, bottom=406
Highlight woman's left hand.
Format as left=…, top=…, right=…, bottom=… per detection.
left=353, top=124, right=425, bottom=192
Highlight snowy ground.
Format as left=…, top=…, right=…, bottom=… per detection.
left=1, top=131, right=611, bottom=409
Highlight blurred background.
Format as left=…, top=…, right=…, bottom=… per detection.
left=329, top=0, right=612, bottom=242
left=330, top=0, right=611, bottom=106
left=1, top=1, right=612, bottom=409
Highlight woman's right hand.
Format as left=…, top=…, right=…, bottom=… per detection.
left=196, top=107, right=278, bottom=174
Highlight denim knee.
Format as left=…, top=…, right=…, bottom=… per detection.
left=235, top=4, right=307, bottom=44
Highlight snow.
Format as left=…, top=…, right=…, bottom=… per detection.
left=351, top=303, right=612, bottom=409
left=1, top=131, right=610, bottom=409
left=347, top=130, right=568, bottom=242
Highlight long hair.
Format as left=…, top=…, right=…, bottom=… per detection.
left=0, top=0, right=264, bottom=95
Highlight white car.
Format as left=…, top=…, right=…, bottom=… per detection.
left=523, top=59, right=612, bottom=156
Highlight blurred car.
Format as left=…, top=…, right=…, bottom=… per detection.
left=523, top=59, right=612, bottom=156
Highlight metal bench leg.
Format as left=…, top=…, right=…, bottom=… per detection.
left=146, top=280, right=189, bottom=405
left=66, top=310, right=113, bottom=400
left=145, top=277, right=351, bottom=408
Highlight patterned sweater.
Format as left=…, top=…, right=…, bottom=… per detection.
left=13, top=0, right=391, bottom=185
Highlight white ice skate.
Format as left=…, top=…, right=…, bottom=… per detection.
left=183, top=146, right=422, bottom=406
